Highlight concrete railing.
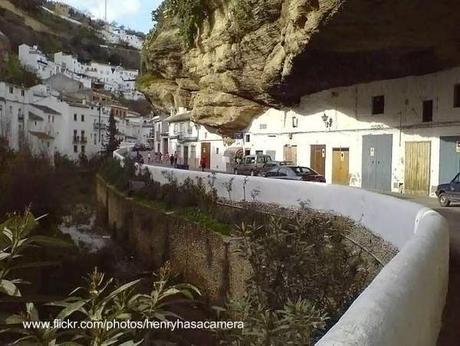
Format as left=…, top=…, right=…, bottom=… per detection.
left=114, top=147, right=449, bottom=345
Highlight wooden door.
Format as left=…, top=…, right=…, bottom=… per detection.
left=332, top=148, right=350, bottom=185
left=283, top=145, right=298, bottom=164
left=310, top=145, right=326, bottom=176
left=201, top=142, right=211, bottom=169
left=405, top=141, right=431, bottom=195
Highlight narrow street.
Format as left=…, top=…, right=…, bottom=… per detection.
left=391, top=195, right=460, bottom=345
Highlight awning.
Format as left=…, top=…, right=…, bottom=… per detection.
left=29, top=131, right=54, bottom=140
left=28, top=112, right=44, bottom=121
left=165, top=111, right=191, bottom=123
left=224, top=147, right=243, bottom=158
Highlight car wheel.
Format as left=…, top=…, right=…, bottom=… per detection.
left=438, top=193, right=451, bottom=207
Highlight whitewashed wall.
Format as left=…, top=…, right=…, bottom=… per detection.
left=114, top=146, right=449, bottom=345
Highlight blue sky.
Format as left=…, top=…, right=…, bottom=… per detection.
left=59, top=0, right=163, bottom=33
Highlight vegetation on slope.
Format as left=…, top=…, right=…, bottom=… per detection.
left=0, top=54, right=40, bottom=87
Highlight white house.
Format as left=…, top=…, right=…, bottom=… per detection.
left=157, top=66, right=460, bottom=196
left=18, top=44, right=57, bottom=80
left=0, top=82, right=110, bottom=161
left=19, top=44, right=138, bottom=97
left=165, top=108, right=227, bottom=170
left=230, top=66, right=460, bottom=196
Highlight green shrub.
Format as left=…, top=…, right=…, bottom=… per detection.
left=1, top=54, right=40, bottom=88
left=151, top=0, right=208, bottom=47
left=219, top=215, right=372, bottom=344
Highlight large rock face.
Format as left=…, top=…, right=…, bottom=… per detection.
left=141, top=0, right=460, bottom=134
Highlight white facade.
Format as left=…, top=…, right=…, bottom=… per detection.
left=160, top=67, right=460, bottom=196
left=19, top=44, right=138, bottom=96
left=0, top=82, right=110, bottom=161
left=101, top=25, right=144, bottom=50
left=117, top=113, right=154, bottom=145
left=18, top=44, right=57, bottom=80
left=166, top=108, right=227, bottom=170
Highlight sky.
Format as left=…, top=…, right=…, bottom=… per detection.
left=59, top=0, right=163, bottom=33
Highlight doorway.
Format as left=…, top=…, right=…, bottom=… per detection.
left=361, top=135, right=393, bottom=192
left=332, top=148, right=350, bottom=185
left=283, top=145, right=298, bottom=164
left=201, top=142, right=211, bottom=169
left=310, top=145, right=326, bottom=176
left=405, top=141, right=431, bottom=195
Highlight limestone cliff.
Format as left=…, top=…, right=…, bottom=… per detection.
left=141, top=0, right=460, bottom=134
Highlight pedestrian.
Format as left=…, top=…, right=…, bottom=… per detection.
left=200, top=156, right=207, bottom=172
left=169, top=154, right=174, bottom=166
left=147, top=152, right=151, bottom=163
left=159, top=152, right=162, bottom=163
left=174, top=152, right=178, bottom=167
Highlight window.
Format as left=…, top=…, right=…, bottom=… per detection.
left=372, top=95, right=385, bottom=114
left=73, top=145, right=78, bottom=153
left=9, top=87, right=13, bottom=94
left=278, top=168, right=289, bottom=177
left=216, top=147, right=219, bottom=154
left=455, top=85, right=460, bottom=108
left=81, top=114, right=85, bottom=122
left=74, top=113, right=77, bottom=121
left=422, top=100, right=433, bottom=122
left=292, top=116, right=299, bottom=128
left=81, top=145, right=85, bottom=153
left=259, top=123, right=267, bottom=130
left=21, top=90, right=25, bottom=96
left=245, top=134, right=251, bottom=143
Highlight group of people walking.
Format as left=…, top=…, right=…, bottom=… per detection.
left=139, top=150, right=207, bottom=172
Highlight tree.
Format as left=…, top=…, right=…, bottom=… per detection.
left=104, top=112, right=121, bottom=156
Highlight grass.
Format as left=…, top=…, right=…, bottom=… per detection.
left=178, top=208, right=231, bottom=236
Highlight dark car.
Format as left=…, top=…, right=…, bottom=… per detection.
left=262, top=166, right=326, bottom=183
left=233, top=154, right=275, bottom=176
left=435, top=172, right=460, bottom=207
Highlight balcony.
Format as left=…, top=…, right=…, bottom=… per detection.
left=93, top=122, right=107, bottom=131
left=73, top=136, right=88, bottom=144
left=174, top=131, right=198, bottom=143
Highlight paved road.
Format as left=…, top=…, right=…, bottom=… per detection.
left=396, top=195, right=460, bottom=345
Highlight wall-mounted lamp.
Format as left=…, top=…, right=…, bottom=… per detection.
left=321, top=113, right=333, bottom=129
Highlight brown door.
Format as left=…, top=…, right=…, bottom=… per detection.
left=311, top=145, right=326, bottom=175
left=332, top=148, right=350, bottom=185
left=201, top=142, right=211, bottom=169
left=283, top=145, right=298, bottom=164
left=404, top=141, right=431, bottom=195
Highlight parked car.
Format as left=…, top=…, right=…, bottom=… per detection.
left=262, top=166, right=326, bottom=183
left=233, top=154, right=275, bottom=176
left=133, top=143, right=153, bottom=152
left=435, top=172, right=460, bottom=207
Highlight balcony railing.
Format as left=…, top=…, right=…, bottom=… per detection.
left=93, top=123, right=107, bottom=130
left=73, top=136, right=88, bottom=144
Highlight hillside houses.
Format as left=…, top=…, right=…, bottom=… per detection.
left=156, top=66, right=460, bottom=196
left=0, top=80, right=152, bottom=162
left=18, top=44, right=142, bottom=100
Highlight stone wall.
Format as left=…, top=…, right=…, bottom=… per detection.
left=96, top=176, right=249, bottom=304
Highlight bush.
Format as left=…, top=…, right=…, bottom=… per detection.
left=1, top=54, right=40, bottom=88
left=219, top=215, right=372, bottom=344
